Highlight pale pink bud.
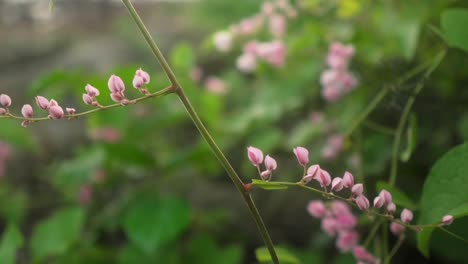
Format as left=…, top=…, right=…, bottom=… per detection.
left=322, top=85, right=341, bottom=102
left=331, top=201, right=351, bottom=216
left=351, top=183, right=363, bottom=196
left=331, top=177, right=344, bottom=192
left=213, top=31, right=232, bottom=52
left=307, top=200, right=327, bottom=218
left=205, top=76, right=228, bottom=95
left=335, top=212, right=357, bottom=230
left=190, top=67, right=203, bottom=82
left=342, top=171, right=354, bottom=188
left=353, top=246, right=375, bottom=263
left=236, top=53, right=257, bottom=73
left=386, top=202, right=396, bottom=214
left=35, top=96, right=50, bottom=110
left=110, top=92, right=126, bottom=103
left=401, top=208, right=413, bottom=224
left=336, top=231, right=359, bottom=252
left=136, top=68, right=150, bottom=84
left=302, top=164, right=320, bottom=183
left=321, top=217, right=338, bottom=237
left=441, top=215, right=454, bottom=226
left=264, top=155, right=277, bottom=171
left=82, top=94, right=94, bottom=105
left=66, top=108, right=76, bottom=115
left=373, top=196, right=384, bottom=209
left=256, top=40, right=286, bottom=68
left=85, top=84, right=100, bottom=97
left=247, top=146, right=264, bottom=166
left=379, top=189, right=393, bottom=205
left=355, top=195, right=369, bottom=211
left=316, top=169, right=331, bottom=188
left=108, top=75, right=125, bottom=94
left=0, top=108, right=6, bottom=115
left=21, top=104, right=33, bottom=118
left=390, top=222, right=405, bottom=236
left=133, top=75, right=145, bottom=89
left=261, top=1, right=275, bottom=16
left=49, top=99, right=58, bottom=107
left=269, top=14, right=286, bottom=38
left=0, top=94, right=11, bottom=107
left=48, top=105, right=64, bottom=120
left=293, top=146, right=309, bottom=166
left=260, top=170, right=271, bottom=181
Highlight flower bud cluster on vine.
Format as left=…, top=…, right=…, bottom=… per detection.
left=212, top=0, right=297, bottom=73
left=320, top=42, right=358, bottom=102
left=247, top=145, right=455, bottom=263
left=0, top=68, right=151, bottom=127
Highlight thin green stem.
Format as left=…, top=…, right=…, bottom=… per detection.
left=383, top=234, right=405, bottom=264
left=364, top=220, right=383, bottom=247
left=0, top=87, right=172, bottom=122
left=363, top=120, right=396, bottom=136
left=121, top=1, right=278, bottom=262
left=440, top=227, right=468, bottom=244
left=389, top=49, right=446, bottom=186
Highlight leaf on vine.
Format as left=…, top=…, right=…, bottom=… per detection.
left=400, top=113, right=418, bottom=162
left=417, top=143, right=468, bottom=257
left=441, top=8, right=468, bottom=52
left=251, top=179, right=289, bottom=190
left=255, top=247, right=300, bottom=264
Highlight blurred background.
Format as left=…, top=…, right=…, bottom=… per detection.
left=0, top=0, right=467, bottom=263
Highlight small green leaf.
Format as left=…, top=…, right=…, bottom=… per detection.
left=30, top=207, right=85, bottom=261
left=0, top=224, right=24, bottom=264
left=255, top=247, right=300, bottom=264
left=441, top=8, right=468, bottom=52
left=252, top=179, right=289, bottom=190
left=376, top=182, right=417, bottom=210
left=400, top=114, right=418, bottom=162
left=417, top=143, right=468, bottom=257
left=122, top=196, right=190, bottom=254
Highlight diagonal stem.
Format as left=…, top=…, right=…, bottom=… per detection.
left=121, top=0, right=278, bottom=262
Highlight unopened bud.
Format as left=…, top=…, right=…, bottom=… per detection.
left=441, top=215, right=454, bottom=226
left=85, top=84, right=100, bottom=97
left=0, top=94, right=11, bottom=108
left=48, top=105, right=64, bottom=120
left=355, top=195, right=369, bottom=211
left=247, top=146, right=264, bottom=166
left=35, top=96, right=50, bottom=110
left=66, top=108, right=76, bottom=115
left=351, top=183, right=363, bottom=196
left=108, top=75, right=125, bottom=94
left=401, top=208, right=413, bottom=224
left=21, top=104, right=33, bottom=118
left=136, top=68, right=150, bottom=84
left=293, top=146, right=309, bottom=166
left=331, top=177, right=344, bottom=192
left=342, top=171, right=354, bottom=188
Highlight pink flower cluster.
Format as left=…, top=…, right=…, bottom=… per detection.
left=1, top=68, right=151, bottom=127
left=212, top=0, right=296, bottom=73
left=321, top=134, right=344, bottom=160
left=0, top=141, right=11, bottom=177
left=247, top=146, right=277, bottom=181
left=320, top=42, right=357, bottom=102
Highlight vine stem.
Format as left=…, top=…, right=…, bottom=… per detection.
left=120, top=1, right=279, bottom=262
left=389, top=49, right=446, bottom=186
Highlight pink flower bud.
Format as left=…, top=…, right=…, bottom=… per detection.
left=336, top=231, right=359, bottom=252
left=82, top=94, right=94, bottom=105
left=331, top=177, right=344, bottom=192
left=213, top=31, right=232, bottom=52
left=400, top=208, right=413, bottom=224
left=353, top=246, right=375, bottom=263
left=331, top=201, right=351, bottom=216
left=342, top=171, right=354, bottom=188
left=21, top=104, right=33, bottom=118
left=264, top=155, right=277, bottom=171
left=108, top=75, right=125, bottom=94
left=236, top=53, right=257, bottom=73
left=390, top=222, right=405, bottom=236
left=0, top=94, right=11, bottom=108
left=260, top=170, right=271, bottom=181
left=66, top=108, right=76, bottom=115
left=110, top=92, right=126, bottom=103
left=0, top=108, right=6, bottom=115
left=132, top=75, right=145, bottom=89
left=307, top=200, right=327, bottom=218
left=316, top=169, right=331, bottom=188
left=441, top=215, right=454, bottom=226
left=293, top=146, right=309, bottom=166
left=35, top=96, right=50, bottom=110
left=205, top=76, right=228, bottom=95
left=373, top=196, right=384, bottom=209
left=321, top=217, right=338, bottom=237
left=386, top=202, right=396, bottom=214
left=261, top=1, right=274, bottom=16
left=136, top=68, right=150, bottom=84
left=355, top=195, right=369, bottom=211
left=49, top=99, right=58, bottom=107
left=351, top=183, right=363, bottom=196
left=269, top=14, right=286, bottom=38
left=85, top=84, right=100, bottom=97
left=335, top=212, right=357, bottom=230
left=379, top=189, right=393, bottom=205
left=302, top=164, right=320, bottom=183
left=247, top=146, right=264, bottom=166
left=48, top=105, right=64, bottom=120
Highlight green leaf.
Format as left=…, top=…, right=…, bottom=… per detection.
left=251, top=179, right=289, bottom=190
left=255, top=247, right=300, bottom=264
left=441, top=8, right=468, bottom=52
left=30, top=207, right=85, bottom=261
left=400, top=114, right=418, bottom=162
left=122, top=196, right=190, bottom=254
left=417, top=143, right=468, bottom=257
left=376, top=182, right=417, bottom=210
left=0, top=224, right=24, bottom=264
left=185, top=235, right=242, bottom=264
